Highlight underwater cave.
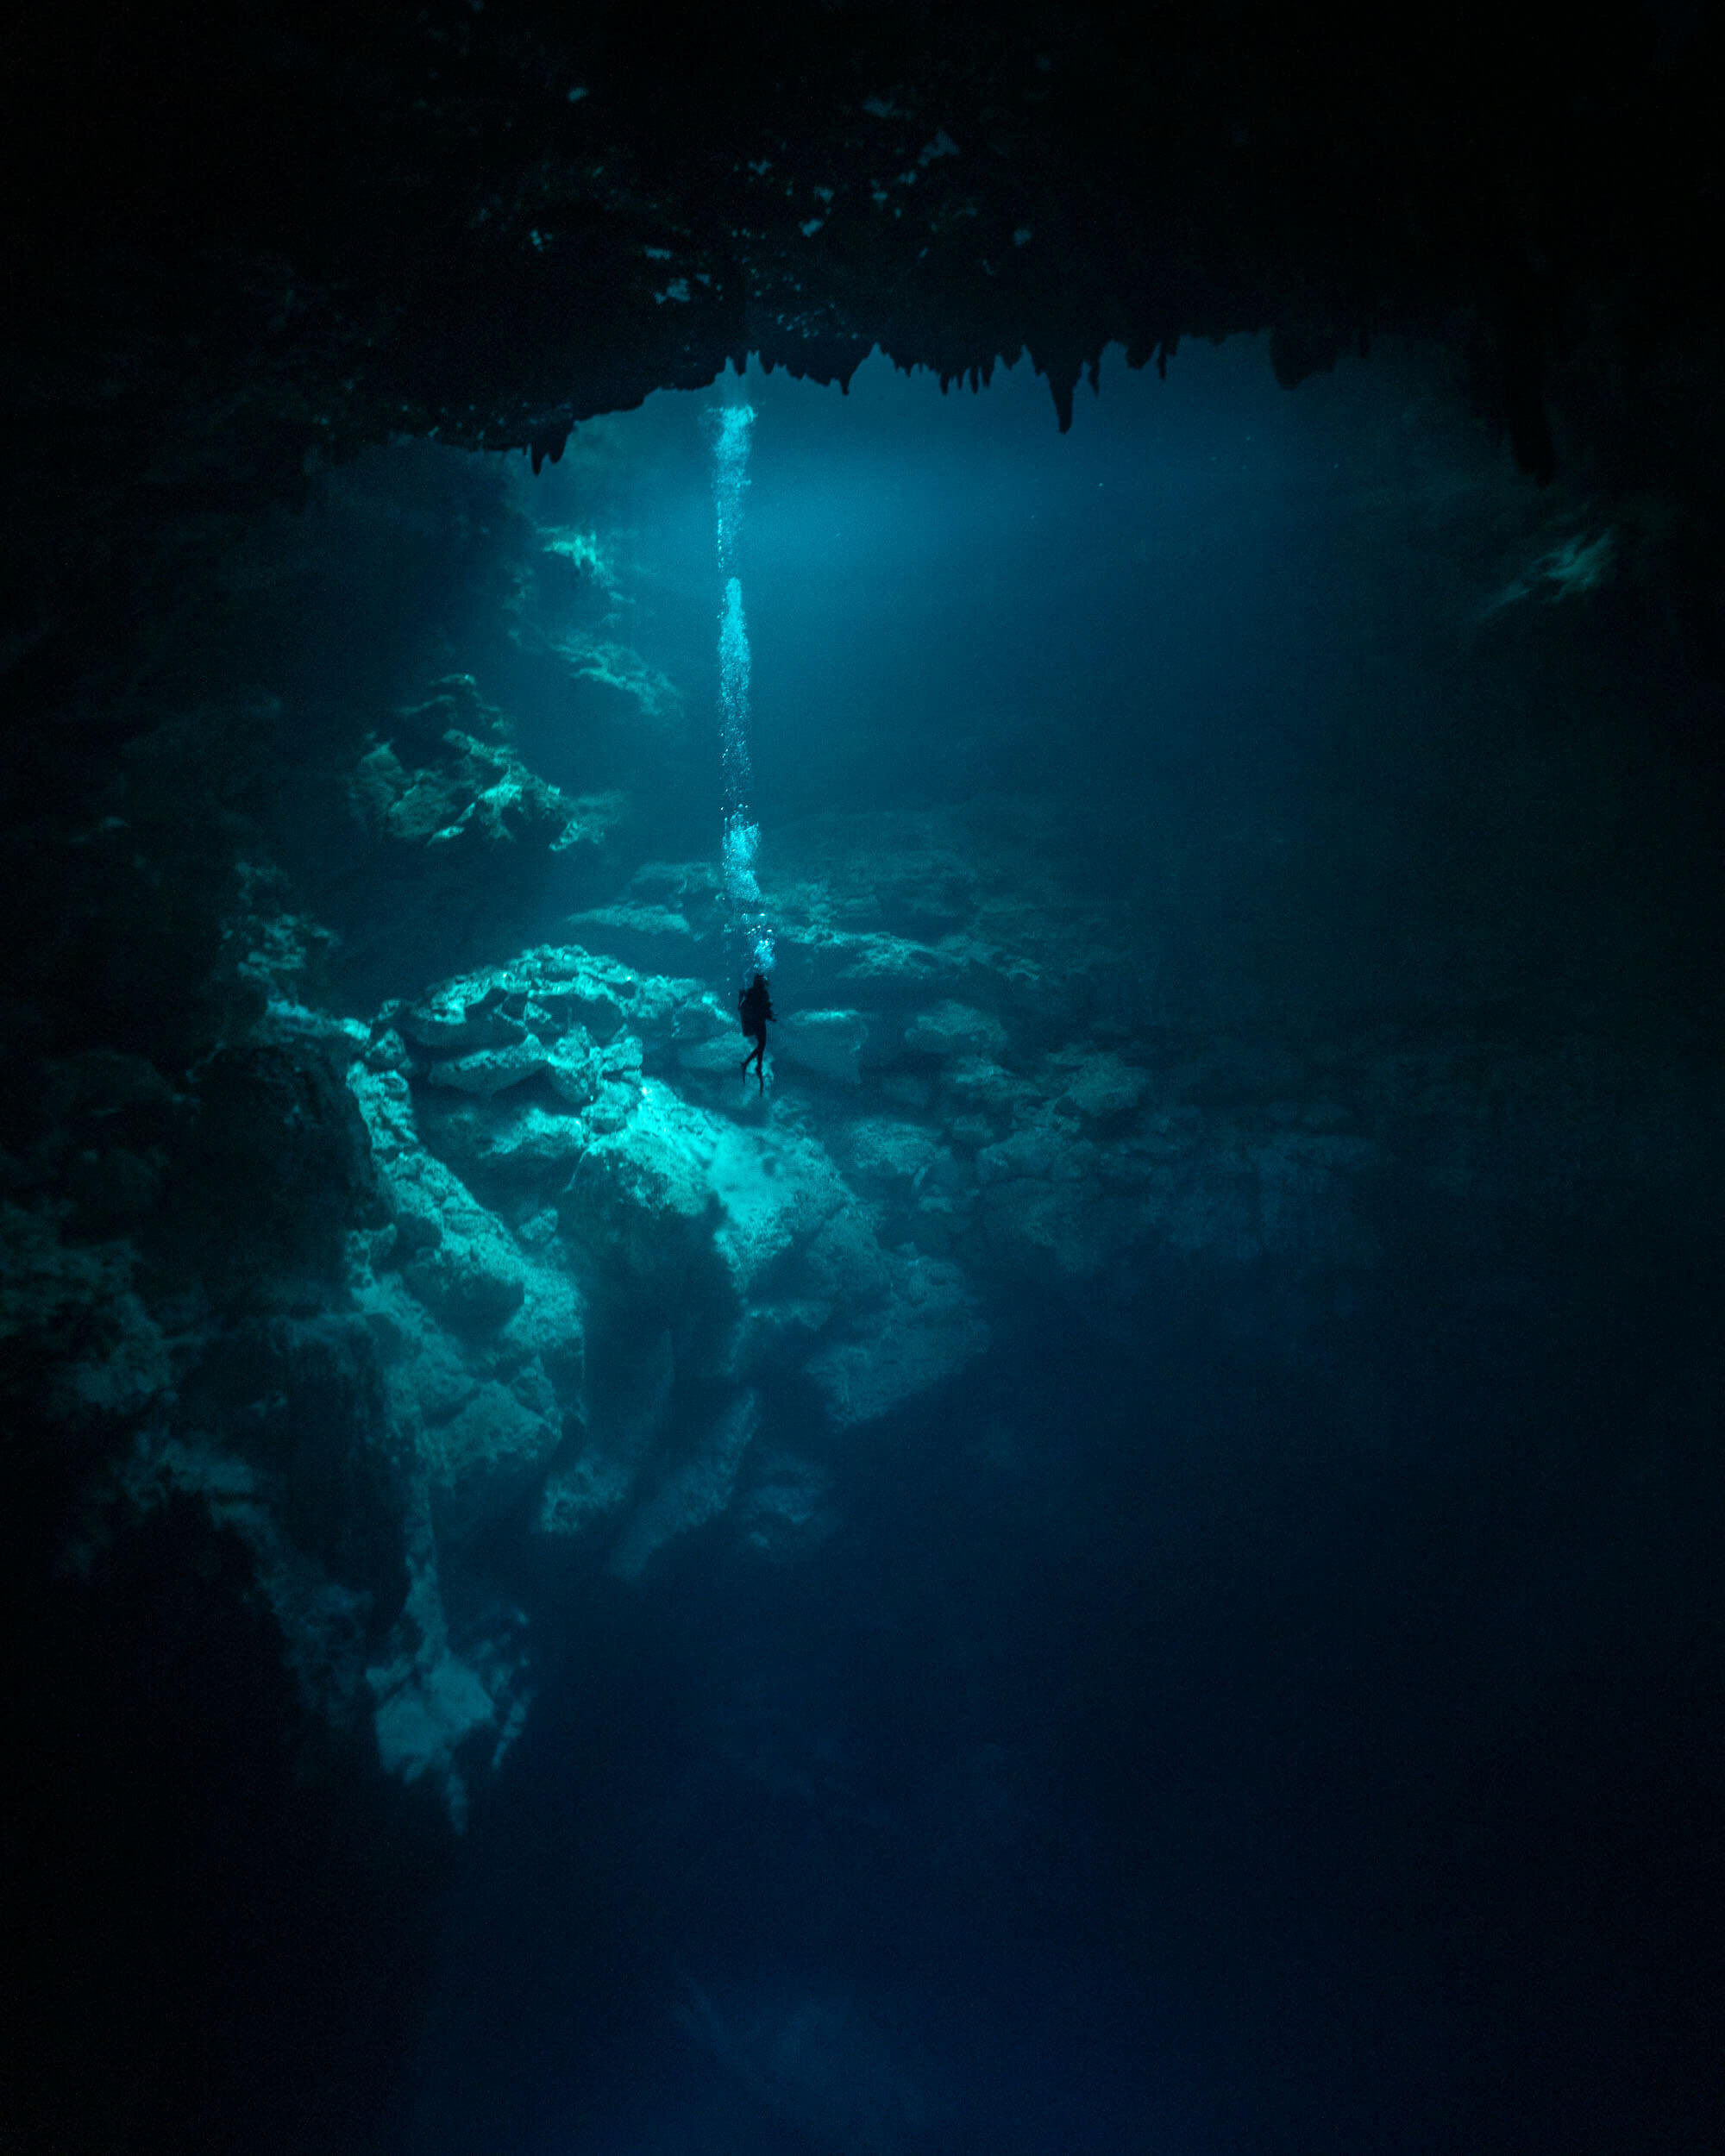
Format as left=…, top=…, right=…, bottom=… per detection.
left=5, top=7, right=1725, bottom=2153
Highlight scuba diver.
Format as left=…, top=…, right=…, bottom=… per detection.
left=738, top=970, right=773, bottom=1090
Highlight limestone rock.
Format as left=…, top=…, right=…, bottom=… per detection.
left=535, top=1450, right=634, bottom=1539
left=361, top=1270, right=478, bottom=1429
left=675, top=1031, right=753, bottom=1078
left=904, top=1000, right=1007, bottom=1060
left=110, top=1432, right=381, bottom=1731
left=556, top=636, right=684, bottom=736
left=417, top=1094, right=591, bottom=1192
left=566, top=901, right=698, bottom=973
left=561, top=1080, right=720, bottom=1285
left=1054, top=1049, right=1150, bottom=1121
left=177, top=1310, right=410, bottom=1617
left=422, top=1378, right=561, bottom=1538
left=398, top=1181, right=527, bottom=1331
left=826, top=931, right=977, bottom=1006
left=499, top=1258, right=585, bottom=1401
left=775, top=1008, right=870, bottom=1086
left=348, top=675, right=587, bottom=858
left=840, top=1118, right=950, bottom=1188
left=372, top=1651, right=496, bottom=1802
left=348, top=1069, right=584, bottom=1541
left=800, top=1206, right=894, bottom=1306
left=392, top=947, right=642, bottom=1060
left=708, top=1124, right=850, bottom=1295
left=49, top=1288, right=172, bottom=1423
left=976, top=1110, right=1097, bottom=1188
left=544, top=1026, right=602, bottom=1106
left=805, top=1250, right=987, bottom=1427
left=720, top=1297, right=836, bottom=1379
left=939, top=1056, right=1031, bottom=1120
left=423, top=1037, right=552, bottom=1098
left=0, top=1206, right=169, bottom=1425
left=357, top=1260, right=576, bottom=1545
left=179, top=1040, right=388, bottom=1280
left=393, top=982, right=533, bottom=1055
left=365, top=1506, right=531, bottom=1828
left=353, top=1069, right=528, bottom=1329
left=608, top=1389, right=760, bottom=1580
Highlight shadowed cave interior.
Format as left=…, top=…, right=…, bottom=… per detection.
left=5, top=10, right=1725, bottom=2155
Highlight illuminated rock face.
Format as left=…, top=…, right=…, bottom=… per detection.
left=349, top=918, right=1000, bottom=1571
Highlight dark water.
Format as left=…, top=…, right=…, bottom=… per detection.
left=17, top=341, right=1721, bottom=2156
left=402, top=1282, right=1725, bottom=2153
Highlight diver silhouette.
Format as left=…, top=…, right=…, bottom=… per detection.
left=738, top=970, right=773, bottom=1090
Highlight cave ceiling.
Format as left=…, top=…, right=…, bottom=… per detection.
left=6, top=0, right=1722, bottom=511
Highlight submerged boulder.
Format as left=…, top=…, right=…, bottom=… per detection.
left=418, top=1094, right=593, bottom=1193
left=354, top=1069, right=528, bottom=1329
left=561, top=1078, right=723, bottom=1289
left=774, top=1008, right=871, bottom=1086
left=545, top=1027, right=603, bottom=1106
left=423, top=1038, right=552, bottom=1099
